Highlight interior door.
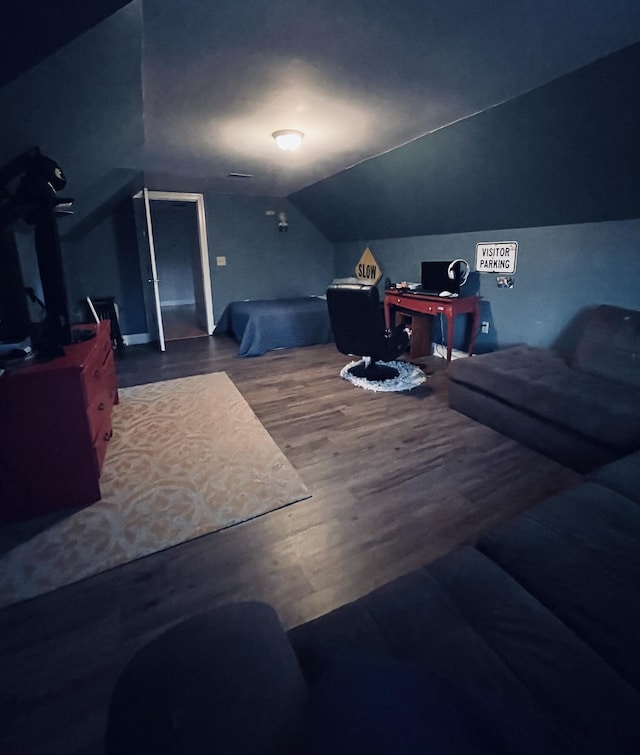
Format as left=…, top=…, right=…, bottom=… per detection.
left=132, top=189, right=165, bottom=351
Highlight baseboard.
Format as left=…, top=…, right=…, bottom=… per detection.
left=122, top=332, right=151, bottom=346
left=161, top=299, right=195, bottom=307
left=432, top=345, right=469, bottom=360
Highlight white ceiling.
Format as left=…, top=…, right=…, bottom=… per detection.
left=140, top=0, right=640, bottom=197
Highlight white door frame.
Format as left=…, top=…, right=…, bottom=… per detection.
left=134, top=190, right=215, bottom=340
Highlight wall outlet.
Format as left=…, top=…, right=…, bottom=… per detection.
left=481, top=321, right=490, bottom=334
left=216, top=256, right=227, bottom=266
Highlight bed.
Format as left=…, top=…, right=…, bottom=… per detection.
left=215, top=296, right=334, bottom=357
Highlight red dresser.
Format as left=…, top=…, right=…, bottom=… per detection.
left=0, top=320, right=118, bottom=523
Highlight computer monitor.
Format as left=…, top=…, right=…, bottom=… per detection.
left=421, top=260, right=462, bottom=295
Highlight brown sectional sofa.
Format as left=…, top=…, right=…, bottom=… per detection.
left=448, top=304, right=640, bottom=472
left=106, top=450, right=640, bottom=755
left=104, top=304, right=640, bottom=755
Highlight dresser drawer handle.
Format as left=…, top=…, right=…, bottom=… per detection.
left=98, top=402, right=105, bottom=411
left=103, top=429, right=113, bottom=442
left=94, top=369, right=101, bottom=379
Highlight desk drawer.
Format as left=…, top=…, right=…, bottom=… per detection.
left=393, top=298, right=440, bottom=315
left=84, top=349, right=117, bottom=445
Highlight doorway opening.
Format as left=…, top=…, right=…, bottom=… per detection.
left=133, top=190, right=214, bottom=351
left=152, top=200, right=208, bottom=342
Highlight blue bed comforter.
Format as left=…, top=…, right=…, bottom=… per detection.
left=215, top=297, right=333, bottom=357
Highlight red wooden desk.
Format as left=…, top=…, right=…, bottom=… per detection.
left=384, top=290, right=481, bottom=362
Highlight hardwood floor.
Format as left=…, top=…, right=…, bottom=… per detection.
left=160, top=303, right=209, bottom=341
left=0, top=336, right=581, bottom=755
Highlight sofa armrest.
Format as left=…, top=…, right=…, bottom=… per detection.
left=587, top=451, right=640, bottom=503
left=572, top=304, right=640, bottom=387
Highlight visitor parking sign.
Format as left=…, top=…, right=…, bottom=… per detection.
left=475, top=241, right=518, bottom=274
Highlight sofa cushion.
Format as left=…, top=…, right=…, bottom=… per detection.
left=290, top=546, right=640, bottom=755
left=587, top=450, right=640, bottom=503
left=448, top=344, right=640, bottom=449
left=297, top=650, right=548, bottom=755
left=572, top=304, right=640, bottom=388
left=106, top=602, right=307, bottom=755
left=477, top=482, right=640, bottom=692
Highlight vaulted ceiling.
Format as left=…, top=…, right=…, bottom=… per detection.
left=2, top=0, right=639, bottom=197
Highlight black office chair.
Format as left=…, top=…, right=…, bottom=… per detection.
left=326, top=283, right=410, bottom=381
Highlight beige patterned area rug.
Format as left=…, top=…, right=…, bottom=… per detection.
left=0, top=372, right=310, bottom=609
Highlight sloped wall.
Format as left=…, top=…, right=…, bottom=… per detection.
left=0, top=0, right=133, bottom=87
left=290, top=43, right=640, bottom=243
left=0, top=3, right=145, bottom=333
left=0, top=2, right=143, bottom=199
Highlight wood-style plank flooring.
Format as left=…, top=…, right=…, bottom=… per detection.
left=160, top=303, right=209, bottom=341
left=0, top=336, right=581, bottom=755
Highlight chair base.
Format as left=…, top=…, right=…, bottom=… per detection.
left=348, top=361, right=399, bottom=382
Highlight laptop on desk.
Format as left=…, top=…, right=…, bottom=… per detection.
left=420, top=261, right=462, bottom=296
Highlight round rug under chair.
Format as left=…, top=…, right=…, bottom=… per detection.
left=340, top=359, right=428, bottom=392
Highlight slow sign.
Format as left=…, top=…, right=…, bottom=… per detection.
left=475, top=241, right=518, bottom=274
left=355, top=247, right=382, bottom=285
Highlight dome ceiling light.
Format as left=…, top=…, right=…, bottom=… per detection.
left=272, top=129, right=304, bottom=151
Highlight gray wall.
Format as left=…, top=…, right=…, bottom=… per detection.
left=68, top=189, right=335, bottom=336
left=202, top=194, right=335, bottom=323
left=335, top=218, right=640, bottom=353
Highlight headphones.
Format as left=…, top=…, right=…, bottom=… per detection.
left=448, top=259, right=470, bottom=286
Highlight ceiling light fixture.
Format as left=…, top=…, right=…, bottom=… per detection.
left=272, top=129, right=304, bottom=151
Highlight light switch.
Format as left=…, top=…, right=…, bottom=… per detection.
left=216, top=256, right=227, bottom=266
